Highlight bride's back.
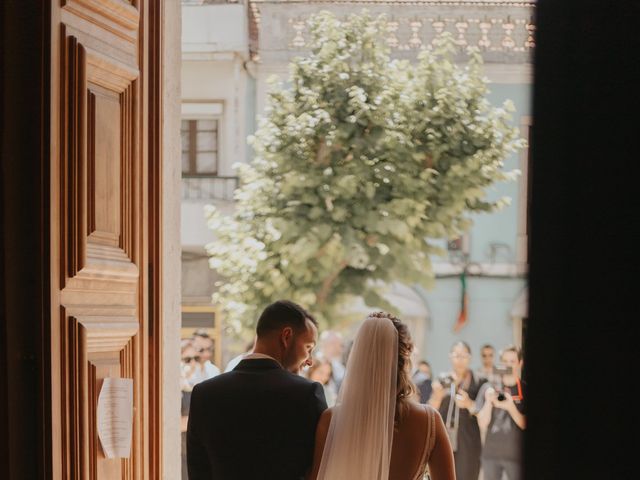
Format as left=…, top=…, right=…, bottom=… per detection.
left=389, top=402, right=434, bottom=480
left=308, top=313, right=455, bottom=480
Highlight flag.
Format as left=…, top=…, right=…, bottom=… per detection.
left=454, top=270, right=468, bottom=332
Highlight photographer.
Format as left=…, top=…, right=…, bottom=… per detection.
left=476, top=345, right=526, bottom=480
left=429, top=341, right=487, bottom=480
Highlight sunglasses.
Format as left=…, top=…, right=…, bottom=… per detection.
left=182, top=356, right=200, bottom=363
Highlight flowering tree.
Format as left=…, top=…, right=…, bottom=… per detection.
left=206, top=11, right=525, bottom=330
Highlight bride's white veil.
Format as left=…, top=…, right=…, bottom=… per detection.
left=316, top=314, right=399, bottom=480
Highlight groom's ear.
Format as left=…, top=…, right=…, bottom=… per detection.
left=281, top=326, right=294, bottom=348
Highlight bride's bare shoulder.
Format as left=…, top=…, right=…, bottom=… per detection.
left=318, top=407, right=333, bottom=429
left=402, top=402, right=440, bottom=430
left=406, top=401, right=431, bottom=416
left=408, top=401, right=441, bottom=415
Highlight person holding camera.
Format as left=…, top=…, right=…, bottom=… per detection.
left=476, top=345, right=526, bottom=480
left=429, top=341, right=487, bottom=480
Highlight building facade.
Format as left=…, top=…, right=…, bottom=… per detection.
left=180, top=0, right=534, bottom=373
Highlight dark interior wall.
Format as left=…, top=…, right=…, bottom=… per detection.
left=526, top=1, right=639, bottom=479
left=0, top=0, right=6, bottom=468
left=0, top=1, right=50, bottom=478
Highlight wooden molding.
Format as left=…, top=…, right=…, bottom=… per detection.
left=52, top=1, right=163, bottom=476
left=147, top=0, right=165, bottom=476
left=63, top=33, right=140, bottom=284
left=62, top=312, right=138, bottom=479
left=63, top=0, right=139, bottom=43
left=62, top=35, right=88, bottom=283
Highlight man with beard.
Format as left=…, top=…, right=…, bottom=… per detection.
left=187, top=300, right=328, bottom=480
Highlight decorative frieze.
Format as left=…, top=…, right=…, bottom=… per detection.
left=295, top=14, right=533, bottom=51
left=251, top=0, right=535, bottom=64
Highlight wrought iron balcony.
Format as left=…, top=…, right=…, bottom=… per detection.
left=182, top=175, right=239, bottom=202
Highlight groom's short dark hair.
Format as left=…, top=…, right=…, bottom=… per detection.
left=256, top=300, right=316, bottom=337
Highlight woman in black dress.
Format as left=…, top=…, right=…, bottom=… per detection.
left=429, top=341, right=487, bottom=480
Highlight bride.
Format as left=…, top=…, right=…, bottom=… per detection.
left=308, top=312, right=456, bottom=480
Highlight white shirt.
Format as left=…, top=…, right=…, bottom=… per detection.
left=243, top=352, right=278, bottom=361
left=225, top=352, right=280, bottom=372
left=224, top=353, right=247, bottom=372
left=189, top=360, right=220, bottom=386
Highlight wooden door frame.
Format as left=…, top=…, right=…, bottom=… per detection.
left=146, top=1, right=164, bottom=477
left=1, top=0, right=164, bottom=477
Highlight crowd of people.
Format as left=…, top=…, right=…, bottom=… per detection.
left=180, top=330, right=222, bottom=479
left=180, top=321, right=525, bottom=480
left=417, top=342, right=526, bottom=480
left=298, top=336, right=526, bottom=480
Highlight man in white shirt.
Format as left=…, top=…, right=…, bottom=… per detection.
left=187, top=300, right=327, bottom=479
left=224, top=337, right=256, bottom=373
left=191, top=329, right=220, bottom=385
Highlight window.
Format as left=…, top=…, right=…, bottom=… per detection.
left=181, top=119, right=219, bottom=176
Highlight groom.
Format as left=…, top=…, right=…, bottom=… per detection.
left=187, top=300, right=328, bottom=479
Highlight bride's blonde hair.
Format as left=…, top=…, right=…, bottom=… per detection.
left=367, top=311, right=416, bottom=423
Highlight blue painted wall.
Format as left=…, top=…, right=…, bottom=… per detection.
left=418, top=82, right=531, bottom=377
left=469, top=83, right=532, bottom=263
left=417, top=277, right=527, bottom=378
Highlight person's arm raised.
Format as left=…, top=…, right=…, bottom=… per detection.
left=428, top=381, right=445, bottom=409
left=476, top=385, right=495, bottom=430
left=427, top=410, right=456, bottom=480
left=306, top=408, right=332, bottom=480
left=496, top=391, right=526, bottom=430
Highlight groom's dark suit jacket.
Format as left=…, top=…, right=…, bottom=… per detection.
left=187, top=358, right=328, bottom=480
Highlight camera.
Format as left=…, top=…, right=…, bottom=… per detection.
left=491, top=366, right=513, bottom=401
left=437, top=373, right=455, bottom=389
left=492, top=365, right=513, bottom=376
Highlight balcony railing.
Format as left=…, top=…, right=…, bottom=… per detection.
left=182, top=175, right=239, bottom=202
left=182, top=1, right=241, bottom=5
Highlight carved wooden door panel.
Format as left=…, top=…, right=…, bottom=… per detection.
left=50, top=1, right=159, bottom=478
